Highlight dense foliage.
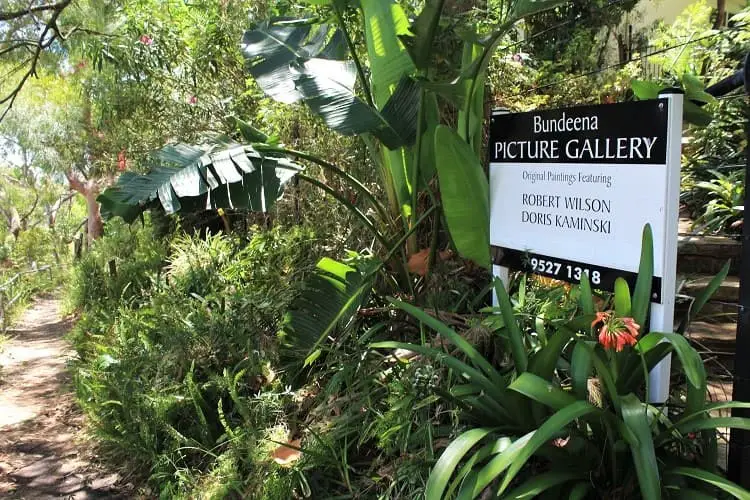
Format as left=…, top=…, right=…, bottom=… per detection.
left=68, top=220, right=322, bottom=496
left=2, top=0, right=749, bottom=498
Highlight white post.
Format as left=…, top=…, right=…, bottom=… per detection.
left=647, top=90, right=684, bottom=404
left=491, top=109, right=511, bottom=305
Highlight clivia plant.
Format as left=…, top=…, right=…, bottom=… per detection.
left=372, top=225, right=750, bottom=499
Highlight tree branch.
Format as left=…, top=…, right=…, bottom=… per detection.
left=0, top=0, right=72, bottom=122
left=0, top=1, right=71, bottom=22
left=65, top=170, right=88, bottom=194
left=19, top=191, right=40, bottom=224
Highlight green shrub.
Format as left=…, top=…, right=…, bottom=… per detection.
left=69, top=224, right=320, bottom=497
left=66, top=217, right=168, bottom=313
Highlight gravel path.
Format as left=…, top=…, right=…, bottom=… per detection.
left=0, top=296, right=129, bottom=499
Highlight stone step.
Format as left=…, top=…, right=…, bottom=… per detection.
left=684, top=321, right=737, bottom=372
left=680, top=274, right=740, bottom=302
left=676, top=274, right=739, bottom=321
left=686, top=321, right=737, bottom=345
left=677, top=234, right=741, bottom=275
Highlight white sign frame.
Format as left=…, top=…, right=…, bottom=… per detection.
left=490, top=91, right=684, bottom=403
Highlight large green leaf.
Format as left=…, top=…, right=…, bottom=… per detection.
left=632, top=224, right=654, bottom=328
left=672, top=401, right=750, bottom=428
left=689, top=260, right=731, bottom=323
left=614, top=278, right=632, bottom=317
left=359, top=0, right=415, bottom=108
left=417, top=91, right=439, bottom=185
left=241, top=19, right=343, bottom=104
left=502, top=471, right=583, bottom=499
left=241, top=18, right=418, bottom=149
left=400, top=0, right=446, bottom=70
left=571, top=341, right=592, bottom=400
left=493, top=279, right=528, bottom=372
left=631, top=78, right=713, bottom=126
left=470, top=432, right=535, bottom=496
left=457, top=41, right=486, bottom=154
left=425, top=428, right=494, bottom=500
left=621, top=394, right=662, bottom=500
left=642, top=332, right=706, bottom=414
left=98, top=142, right=301, bottom=222
left=666, top=467, right=750, bottom=499
left=98, top=186, right=146, bottom=223
left=672, top=417, right=750, bottom=436
left=447, top=439, right=512, bottom=499
left=509, top=372, right=577, bottom=410
left=434, top=125, right=490, bottom=268
left=497, top=401, right=598, bottom=495
left=360, top=0, right=418, bottom=223
left=618, top=336, right=674, bottom=394
left=631, top=79, right=663, bottom=100
left=528, top=326, right=575, bottom=380
left=279, top=257, right=373, bottom=370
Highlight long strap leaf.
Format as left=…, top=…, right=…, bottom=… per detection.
left=493, top=278, right=528, bottom=373
left=632, top=224, right=654, bottom=328
left=497, top=401, right=598, bottom=495
left=425, top=428, right=494, bottom=500
left=666, top=467, right=750, bottom=499
left=387, top=298, right=505, bottom=386
left=621, top=394, right=662, bottom=500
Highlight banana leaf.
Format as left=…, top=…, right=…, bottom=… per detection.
left=98, top=141, right=301, bottom=222
left=242, top=18, right=419, bottom=150
left=434, top=125, right=491, bottom=268
left=279, top=257, right=373, bottom=372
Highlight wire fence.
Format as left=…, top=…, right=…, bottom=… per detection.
left=0, top=265, right=55, bottom=331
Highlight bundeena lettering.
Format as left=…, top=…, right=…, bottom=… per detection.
left=533, top=112, right=599, bottom=133
left=494, top=136, right=659, bottom=162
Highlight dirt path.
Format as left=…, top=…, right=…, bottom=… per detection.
left=0, top=296, right=129, bottom=499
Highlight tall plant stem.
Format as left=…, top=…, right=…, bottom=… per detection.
left=255, top=145, right=390, bottom=223
left=425, top=199, right=441, bottom=283
left=296, top=173, right=390, bottom=250
left=379, top=205, right=437, bottom=271
left=409, top=88, right=426, bottom=253
left=463, top=22, right=511, bottom=140
left=333, top=3, right=374, bottom=108
left=361, top=134, right=400, bottom=220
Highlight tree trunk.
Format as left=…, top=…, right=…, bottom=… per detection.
left=9, top=207, right=21, bottom=238
left=714, top=0, right=726, bottom=29
left=66, top=171, right=103, bottom=242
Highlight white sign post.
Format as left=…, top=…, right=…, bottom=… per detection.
left=489, top=91, right=684, bottom=403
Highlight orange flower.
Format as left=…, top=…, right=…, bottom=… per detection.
left=591, top=311, right=610, bottom=328
left=592, top=311, right=640, bottom=352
